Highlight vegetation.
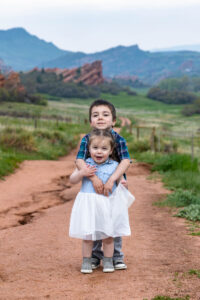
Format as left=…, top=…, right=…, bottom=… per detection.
left=151, top=296, right=190, bottom=300
left=20, top=70, right=135, bottom=99
left=147, top=87, right=197, bottom=105
left=182, top=99, right=200, bottom=116
left=0, top=87, right=46, bottom=105
left=0, top=122, right=89, bottom=179
left=124, top=125, right=200, bottom=222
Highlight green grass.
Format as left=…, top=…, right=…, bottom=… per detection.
left=188, top=269, right=200, bottom=278
left=151, top=296, right=190, bottom=300
left=0, top=123, right=89, bottom=179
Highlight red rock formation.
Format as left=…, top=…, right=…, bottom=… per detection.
left=43, top=61, right=104, bottom=86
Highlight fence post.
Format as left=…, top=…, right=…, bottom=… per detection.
left=136, top=127, right=140, bottom=140
left=150, top=127, right=156, bottom=153
left=191, top=133, right=194, bottom=160
left=158, top=129, right=161, bottom=152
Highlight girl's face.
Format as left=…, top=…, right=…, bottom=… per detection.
left=89, top=137, right=112, bottom=164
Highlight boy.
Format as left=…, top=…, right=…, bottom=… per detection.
left=76, top=99, right=131, bottom=270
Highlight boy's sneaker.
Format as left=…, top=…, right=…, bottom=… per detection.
left=113, top=260, right=127, bottom=270
left=81, top=257, right=93, bottom=274
left=91, top=257, right=100, bottom=270
left=103, top=257, right=115, bottom=273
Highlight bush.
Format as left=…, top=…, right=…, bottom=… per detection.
left=162, top=170, right=200, bottom=195
left=163, top=189, right=200, bottom=207
left=151, top=153, right=199, bottom=173
left=147, top=86, right=197, bottom=104
left=129, top=139, right=151, bottom=153
left=0, top=128, right=37, bottom=152
left=176, top=204, right=200, bottom=221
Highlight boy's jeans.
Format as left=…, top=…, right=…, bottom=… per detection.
left=92, top=237, right=124, bottom=262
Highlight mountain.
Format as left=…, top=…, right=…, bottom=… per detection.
left=0, top=28, right=70, bottom=70
left=42, top=45, right=200, bottom=84
left=151, top=44, right=200, bottom=52
left=1, top=28, right=200, bottom=84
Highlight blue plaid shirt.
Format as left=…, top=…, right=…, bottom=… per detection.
left=76, top=129, right=131, bottom=163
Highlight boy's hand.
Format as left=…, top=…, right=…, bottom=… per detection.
left=120, top=179, right=128, bottom=189
left=90, top=176, right=104, bottom=194
left=81, top=164, right=96, bottom=177
left=104, top=178, right=114, bottom=196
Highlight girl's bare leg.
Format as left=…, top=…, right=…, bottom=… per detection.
left=82, top=240, right=93, bottom=257
left=103, top=237, right=114, bottom=257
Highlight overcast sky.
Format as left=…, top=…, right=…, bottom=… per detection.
left=1, top=0, right=200, bottom=53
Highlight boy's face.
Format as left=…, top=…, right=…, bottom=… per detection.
left=90, top=105, right=116, bottom=129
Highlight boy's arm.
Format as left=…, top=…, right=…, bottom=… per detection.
left=103, top=159, right=130, bottom=196
left=76, top=159, right=104, bottom=194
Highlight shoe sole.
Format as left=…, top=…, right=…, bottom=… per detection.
left=103, top=268, right=115, bottom=273
left=81, top=270, right=93, bottom=274
left=114, top=265, right=127, bottom=270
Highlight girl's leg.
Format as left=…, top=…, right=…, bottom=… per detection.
left=103, top=237, right=114, bottom=257
left=81, top=240, right=93, bottom=274
left=102, top=237, right=114, bottom=273
left=82, top=240, right=93, bottom=257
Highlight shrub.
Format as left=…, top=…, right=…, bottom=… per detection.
left=151, top=153, right=199, bottom=173
left=163, top=189, right=200, bottom=207
left=129, top=139, right=151, bottom=153
left=176, top=204, right=200, bottom=221
left=0, top=128, right=37, bottom=152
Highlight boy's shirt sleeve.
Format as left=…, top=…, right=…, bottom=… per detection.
left=116, top=135, right=131, bottom=161
left=76, top=135, right=89, bottom=160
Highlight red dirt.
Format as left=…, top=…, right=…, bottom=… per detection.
left=0, top=148, right=200, bottom=299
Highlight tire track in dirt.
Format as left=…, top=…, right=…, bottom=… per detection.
left=0, top=146, right=200, bottom=299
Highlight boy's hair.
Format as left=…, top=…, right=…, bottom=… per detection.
left=89, top=99, right=116, bottom=122
left=89, top=128, right=115, bottom=157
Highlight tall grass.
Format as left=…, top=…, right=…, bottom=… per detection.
left=127, top=133, right=200, bottom=222
left=0, top=122, right=89, bottom=179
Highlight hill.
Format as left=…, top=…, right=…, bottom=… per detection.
left=42, top=45, right=200, bottom=84
left=0, top=28, right=69, bottom=70
left=2, top=28, right=200, bottom=84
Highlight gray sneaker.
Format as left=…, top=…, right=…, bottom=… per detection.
left=81, top=257, right=93, bottom=274
left=103, top=257, right=114, bottom=273
left=113, top=260, right=127, bottom=270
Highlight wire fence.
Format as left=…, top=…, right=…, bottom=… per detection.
left=128, top=125, right=200, bottom=159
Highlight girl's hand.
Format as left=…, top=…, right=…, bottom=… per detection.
left=81, top=164, right=96, bottom=177
left=90, top=176, right=104, bottom=194
left=120, top=179, right=128, bottom=189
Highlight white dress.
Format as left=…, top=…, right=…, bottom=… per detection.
left=69, top=158, right=135, bottom=241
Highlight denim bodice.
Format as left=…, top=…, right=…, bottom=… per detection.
left=80, top=158, right=118, bottom=194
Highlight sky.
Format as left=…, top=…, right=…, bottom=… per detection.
left=1, top=0, right=200, bottom=53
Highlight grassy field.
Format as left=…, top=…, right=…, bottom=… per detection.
left=0, top=91, right=200, bottom=176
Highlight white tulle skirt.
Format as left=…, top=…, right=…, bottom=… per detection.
left=69, top=183, right=135, bottom=241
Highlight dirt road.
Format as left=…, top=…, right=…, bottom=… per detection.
left=0, top=147, right=200, bottom=299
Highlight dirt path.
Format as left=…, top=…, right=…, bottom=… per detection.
left=0, top=147, right=200, bottom=299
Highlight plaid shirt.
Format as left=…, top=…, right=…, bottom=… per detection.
left=76, top=129, right=131, bottom=162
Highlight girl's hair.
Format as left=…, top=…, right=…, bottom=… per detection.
left=88, top=128, right=115, bottom=158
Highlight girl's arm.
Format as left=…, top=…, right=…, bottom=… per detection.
left=70, top=164, right=98, bottom=184
left=76, top=159, right=104, bottom=194
left=104, top=159, right=130, bottom=195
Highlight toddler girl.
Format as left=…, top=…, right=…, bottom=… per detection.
left=69, top=128, right=134, bottom=273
